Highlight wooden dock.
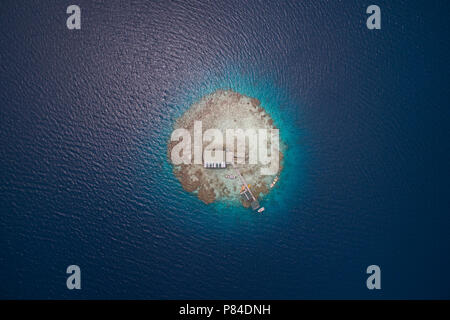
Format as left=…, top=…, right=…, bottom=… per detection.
left=230, top=161, right=260, bottom=210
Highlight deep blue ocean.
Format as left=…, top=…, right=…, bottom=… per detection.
left=1, top=0, right=449, bottom=299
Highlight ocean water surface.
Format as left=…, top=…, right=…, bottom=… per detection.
left=1, top=0, right=449, bottom=299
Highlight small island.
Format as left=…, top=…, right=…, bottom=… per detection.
left=167, top=90, right=283, bottom=210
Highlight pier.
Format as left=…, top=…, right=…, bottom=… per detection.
left=230, top=161, right=260, bottom=210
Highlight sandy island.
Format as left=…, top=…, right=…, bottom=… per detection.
left=167, top=90, right=284, bottom=208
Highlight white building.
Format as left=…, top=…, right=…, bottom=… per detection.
left=204, top=161, right=226, bottom=169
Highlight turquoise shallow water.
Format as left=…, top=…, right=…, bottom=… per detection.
left=157, top=64, right=309, bottom=223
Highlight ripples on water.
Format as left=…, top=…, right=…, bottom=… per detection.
left=1, top=0, right=449, bottom=298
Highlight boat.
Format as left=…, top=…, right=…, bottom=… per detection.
left=257, top=207, right=265, bottom=213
